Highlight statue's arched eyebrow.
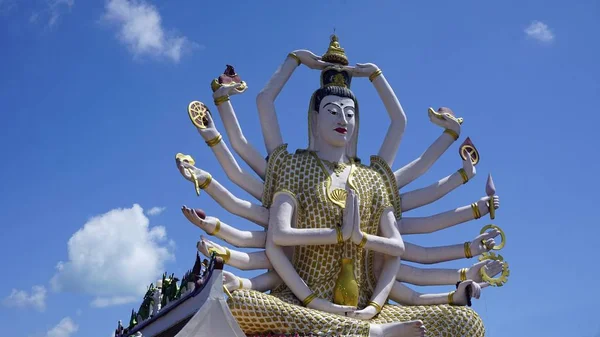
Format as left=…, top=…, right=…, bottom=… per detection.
left=323, top=102, right=342, bottom=110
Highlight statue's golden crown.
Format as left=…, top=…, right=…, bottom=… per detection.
left=320, top=34, right=352, bottom=89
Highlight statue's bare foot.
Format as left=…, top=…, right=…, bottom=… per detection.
left=370, top=320, right=425, bottom=337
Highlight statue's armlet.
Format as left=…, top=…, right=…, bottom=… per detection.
left=370, top=155, right=402, bottom=219
left=262, top=143, right=290, bottom=207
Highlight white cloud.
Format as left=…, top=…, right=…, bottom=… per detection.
left=147, top=206, right=166, bottom=216
left=50, top=204, right=175, bottom=307
left=3, top=285, right=46, bottom=311
left=102, top=0, right=196, bottom=62
left=91, top=295, right=138, bottom=308
left=47, top=317, right=78, bottom=337
left=525, top=20, right=554, bottom=43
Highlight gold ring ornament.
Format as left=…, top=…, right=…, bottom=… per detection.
left=187, top=101, right=210, bottom=129
left=480, top=224, right=505, bottom=250
left=459, top=137, right=480, bottom=166
left=478, top=252, right=510, bottom=287
left=176, top=153, right=200, bottom=196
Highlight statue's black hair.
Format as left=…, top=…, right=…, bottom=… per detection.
left=312, top=86, right=357, bottom=112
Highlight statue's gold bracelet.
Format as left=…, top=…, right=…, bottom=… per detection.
left=214, top=95, right=230, bottom=106
left=369, top=69, right=383, bottom=82
left=238, top=277, right=244, bottom=290
left=459, top=268, right=468, bottom=281
left=205, top=134, right=223, bottom=148
left=470, top=202, right=481, bottom=219
left=302, top=293, right=317, bottom=307
left=464, top=242, right=473, bottom=259
left=458, top=168, right=469, bottom=184
left=368, top=301, right=382, bottom=313
left=444, top=129, right=459, bottom=141
left=207, top=220, right=221, bottom=236
left=199, top=174, right=212, bottom=190
left=288, top=53, right=301, bottom=66
left=448, top=291, right=455, bottom=305
left=336, top=226, right=344, bottom=244
left=357, top=233, right=368, bottom=249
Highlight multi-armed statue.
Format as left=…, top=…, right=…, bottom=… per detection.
left=176, top=35, right=509, bottom=337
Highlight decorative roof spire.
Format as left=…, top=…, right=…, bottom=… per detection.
left=322, top=34, right=349, bottom=66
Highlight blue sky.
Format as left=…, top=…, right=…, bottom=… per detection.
left=1, top=0, right=599, bottom=336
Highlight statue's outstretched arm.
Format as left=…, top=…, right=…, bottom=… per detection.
left=400, top=156, right=475, bottom=212
left=211, top=84, right=268, bottom=179
left=223, top=270, right=282, bottom=293
left=181, top=207, right=266, bottom=248
left=347, top=64, right=407, bottom=166
left=395, top=259, right=503, bottom=286
left=193, top=110, right=264, bottom=199
left=197, top=236, right=270, bottom=270
left=401, top=229, right=500, bottom=264
left=394, top=108, right=463, bottom=189
left=270, top=191, right=353, bottom=246
left=389, top=280, right=484, bottom=306
left=176, top=161, right=269, bottom=228
left=265, top=196, right=357, bottom=315
left=400, top=196, right=499, bottom=235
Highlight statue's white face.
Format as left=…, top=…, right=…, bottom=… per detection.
left=316, top=95, right=356, bottom=148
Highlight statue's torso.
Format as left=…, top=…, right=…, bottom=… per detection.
left=263, top=145, right=397, bottom=306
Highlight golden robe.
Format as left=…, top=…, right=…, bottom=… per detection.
left=227, top=145, right=485, bottom=337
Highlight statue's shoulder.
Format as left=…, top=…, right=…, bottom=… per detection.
left=368, top=155, right=402, bottom=219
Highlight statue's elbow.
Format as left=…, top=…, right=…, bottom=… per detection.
left=394, top=240, right=406, bottom=257
left=256, top=91, right=275, bottom=106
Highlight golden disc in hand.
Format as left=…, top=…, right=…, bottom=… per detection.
left=478, top=252, right=510, bottom=287
left=480, top=224, right=505, bottom=250
left=187, top=101, right=210, bottom=129
left=460, top=144, right=480, bottom=166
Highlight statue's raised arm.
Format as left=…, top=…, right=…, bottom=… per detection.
left=346, top=62, right=407, bottom=166
left=256, top=50, right=333, bottom=155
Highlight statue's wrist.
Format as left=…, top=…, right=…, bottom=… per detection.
left=444, top=128, right=459, bottom=141
left=470, top=202, right=482, bottom=219
left=369, top=69, right=382, bottom=82
left=464, top=242, right=473, bottom=259
left=459, top=268, right=468, bottom=281
left=457, top=169, right=469, bottom=184
left=214, top=95, right=230, bottom=106
left=288, top=53, right=301, bottom=67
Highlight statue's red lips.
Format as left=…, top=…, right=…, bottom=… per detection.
left=335, top=127, right=347, bottom=134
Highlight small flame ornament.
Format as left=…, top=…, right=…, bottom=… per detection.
left=486, top=173, right=496, bottom=219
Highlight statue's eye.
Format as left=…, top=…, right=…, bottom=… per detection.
left=346, top=113, right=354, bottom=118
left=328, top=109, right=337, bottom=115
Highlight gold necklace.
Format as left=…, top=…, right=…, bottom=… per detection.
left=322, top=159, right=348, bottom=177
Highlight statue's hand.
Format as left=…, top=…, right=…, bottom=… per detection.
left=176, top=160, right=210, bottom=184
left=181, top=207, right=219, bottom=234
left=348, top=190, right=364, bottom=245
left=346, top=63, right=380, bottom=78
left=222, top=270, right=242, bottom=292
left=428, top=107, right=461, bottom=135
left=466, top=260, right=503, bottom=282
left=461, top=152, right=476, bottom=181
left=196, top=235, right=225, bottom=259
left=469, top=228, right=500, bottom=256
left=453, top=280, right=486, bottom=306
left=346, top=305, right=378, bottom=320
left=476, top=195, right=500, bottom=218
left=342, top=189, right=357, bottom=241
left=293, top=50, right=331, bottom=70
left=212, top=82, right=247, bottom=99
left=307, top=297, right=356, bottom=316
